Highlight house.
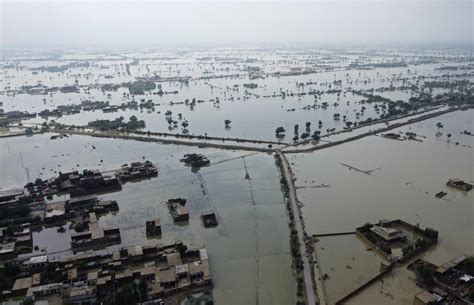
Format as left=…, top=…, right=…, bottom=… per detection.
left=166, top=252, right=182, bottom=267
left=44, top=201, right=66, bottom=223
left=23, top=255, right=49, bottom=271
left=0, top=242, right=16, bottom=259
left=201, top=212, right=218, bottom=227
left=67, top=195, right=98, bottom=207
left=66, top=285, right=97, bottom=304
left=146, top=218, right=161, bottom=236
left=414, top=290, right=440, bottom=305
left=370, top=225, right=405, bottom=242
left=167, top=198, right=189, bottom=222
left=0, top=188, right=25, bottom=205
left=26, top=283, right=63, bottom=298
left=12, top=277, right=33, bottom=296
left=139, top=266, right=156, bottom=281
left=446, top=178, right=473, bottom=192
left=156, top=268, right=177, bottom=290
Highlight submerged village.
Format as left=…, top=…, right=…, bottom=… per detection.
left=0, top=47, right=473, bottom=305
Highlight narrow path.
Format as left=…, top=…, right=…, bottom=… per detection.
left=276, top=150, right=318, bottom=305
left=6, top=106, right=468, bottom=155
left=243, top=157, right=261, bottom=305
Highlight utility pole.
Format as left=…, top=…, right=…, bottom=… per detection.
left=25, top=167, right=31, bottom=183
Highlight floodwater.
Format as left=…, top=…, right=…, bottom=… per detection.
left=1, top=47, right=473, bottom=304
left=0, top=134, right=296, bottom=305
left=290, top=109, right=474, bottom=304
left=314, top=234, right=384, bottom=305
left=2, top=48, right=472, bottom=142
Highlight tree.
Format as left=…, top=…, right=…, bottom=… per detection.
left=294, top=124, right=299, bottom=134
left=177, top=243, right=188, bottom=256
left=115, top=284, right=137, bottom=305
left=417, top=265, right=435, bottom=286
left=275, top=127, right=285, bottom=134
left=224, top=119, right=231, bottom=127
left=138, top=280, right=148, bottom=301
left=305, top=122, right=311, bottom=129
left=311, top=131, right=320, bottom=141
left=424, top=228, right=438, bottom=240
left=415, top=238, right=427, bottom=249
left=402, top=244, right=414, bottom=257
left=436, top=122, right=444, bottom=130
left=462, top=256, right=474, bottom=276
left=360, top=222, right=373, bottom=232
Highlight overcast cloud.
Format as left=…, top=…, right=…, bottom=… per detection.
left=1, top=0, right=472, bottom=47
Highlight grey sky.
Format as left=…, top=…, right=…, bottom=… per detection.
left=1, top=0, right=472, bottom=47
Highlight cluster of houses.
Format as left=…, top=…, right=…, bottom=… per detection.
left=0, top=159, right=219, bottom=303
left=116, top=161, right=158, bottom=182
left=356, top=219, right=438, bottom=263
left=1, top=242, right=212, bottom=304
left=167, top=199, right=189, bottom=222
left=70, top=212, right=121, bottom=250
left=0, top=224, right=33, bottom=260
left=180, top=154, right=210, bottom=168
left=19, top=161, right=158, bottom=203
left=446, top=178, right=473, bottom=192
left=413, top=255, right=473, bottom=305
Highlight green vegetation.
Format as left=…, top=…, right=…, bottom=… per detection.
left=243, top=83, right=258, bottom=89
left=360, top=222, right=373, bottom=232
left=124, top=79, right=156, bottom=95
left=423, top=80, right=471, bottom=89
left=349, top=62, right=407, bottom=69
left=352, top=91, right=392, bottom=103
left=73, top=222, right=86, bottom=232
left=379, top=243, right=392, bottom=254
left=417, top=265, right=435, bottom=287
left=402, top=244, right=414, bottom=256
left=424, top=227, right=439, bottom=240
left=0, top=204, right=30, bottom=220
left=275, top=126, right=285, bottom=134
left=275, top=154, right=305, bottom=304
left=415, top=238, right=428, bottom=249
left=462, top=256, right=474, bottom=276
left=104, top=281, right=148, bottom=305
left=87, top=116, right=145, bottom=132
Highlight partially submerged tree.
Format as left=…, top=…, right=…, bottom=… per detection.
left=275, top=126, right=286, bottom=134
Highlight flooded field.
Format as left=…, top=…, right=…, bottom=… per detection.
left=2, top=48, right=473, bottom=142
left=0, top=134, right=296, bottom=305
left=291, top=109, right=474, bottom=304
left=0, top=46, right=472, bottom=305
left=314, top=234, right=384, bottom=305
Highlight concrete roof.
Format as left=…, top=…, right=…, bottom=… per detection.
left=415, top=290, right=438, bottom=304
left=156, top=268, right=176, bottom=284
left=175, top=264, right=189, bottom=275
left=87, top=271, right=98, bottom=281
left=0, top=188, right=24, bottom=199
left=0, top=242, right=15, bottom=254
left=128, top=245, right=143, bottom=257
left=12, top=277, right=33, bottom=291
left=189, top=260, right=211, bottom=279
left=27, top=255, right=48, bottom=265
left=44, top=201, right=65, bottom=218
left=166, top=252, right=182, bottom=267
